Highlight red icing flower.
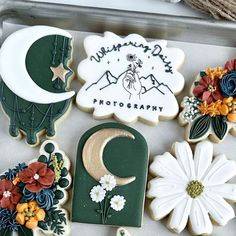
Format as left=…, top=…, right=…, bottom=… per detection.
left=193, top=76, right=223, bottom=104
left=0, top=179, right=22, bottom=210
left=225, top=59, right=236, bottom=72
left=19, top=162, right=54, bottom=193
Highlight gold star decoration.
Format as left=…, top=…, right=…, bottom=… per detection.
left=50, top=63, right=71, bottom=82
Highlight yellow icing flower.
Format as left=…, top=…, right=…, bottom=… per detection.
left=206, top=66, right=227, bottom=80
left=15, top=201, right=46, bottom=229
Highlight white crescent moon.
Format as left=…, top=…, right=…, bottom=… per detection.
left=0, top=25, right=75, bottom=104
left=82, top=128, right=136, bottom=186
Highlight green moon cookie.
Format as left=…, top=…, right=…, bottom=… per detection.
left=72, top=123, right=149, bottom=227
left=0, top=26, right=75, bottom=146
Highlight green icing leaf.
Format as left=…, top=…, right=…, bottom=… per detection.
left=200, top=71, right=207, bottom=77
left=212, top=115, right=228, bottom=140
left=189, top=115, right=211, bottom=140
left=44, top=207, right=66, bottom=235
left=0, top=228, right=12, bottom=236
left=18, top=226, right=33, bottom=236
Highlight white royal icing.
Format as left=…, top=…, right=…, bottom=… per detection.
left=76, top=32, right=185, bottom=125
left=147, top=140, right=236, bottom=235
left=0, top=26, right=75, bottom=104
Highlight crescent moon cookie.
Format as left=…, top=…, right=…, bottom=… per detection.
left=179, top=59, right=236, bottom=143
left=0, top=26, right=75, bottom=146
left=0, top=140, right=72, bottom=236
left=72, top=123, right=149, bottom=227
left=76, top=32, right=185, bottom=125
left=147, top=141, right=236, bottom=235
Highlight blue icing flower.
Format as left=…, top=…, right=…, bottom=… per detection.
left=21, top=187, right=36, bottom=202
left=0, top=208, right=20, bottom=231
left=220, top=71, right=236, bottom=97
left=36, top=189, right=55, bottom=211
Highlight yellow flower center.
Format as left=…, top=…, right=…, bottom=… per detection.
left=208, top=85, right=216, bottom=92
left=186, top=180, right=204, bottom=198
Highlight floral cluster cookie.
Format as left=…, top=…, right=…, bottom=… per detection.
left=147, top=141, right=236, bottom=235
left=179, top=59, right=236, bottom=143
left=0, top=141, right=71, bottom=236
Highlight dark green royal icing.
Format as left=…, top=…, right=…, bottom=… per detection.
left=72, top=123, right=149, bottom=227
left=189, top=115, right=228, bottom=141
left=0, top=35, right=73, bottom=145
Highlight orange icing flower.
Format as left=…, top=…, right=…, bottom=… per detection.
left=207, top=100, right=221, bottom=116
left=15, top=201, right=45, bottom=229
left=198, top=101, right=209, bottom=115
left=226, top=98, right=236, bottom=122
left=206, top=67, right=227, bottom=80
left=198, top=100, right=229, bottom=117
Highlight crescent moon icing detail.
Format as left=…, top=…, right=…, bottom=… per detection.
left=82, top=128, right=136, bottom=186
left=0, top=26, right=75, bottom=104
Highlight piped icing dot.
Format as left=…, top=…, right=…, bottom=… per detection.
left=208, top=85, right=216, bottom=92
left=186, top=180, right=204, bottom=198
left=33, top=173, right=40, bottom=180
left=3, top=190, right=11, bottom=198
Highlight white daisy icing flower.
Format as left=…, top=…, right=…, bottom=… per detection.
left=90, top=185, right=106, bottom=203
left=110, top=195, right=126, bottom=211
left=147, top=141, right=236, bottom=235
left=99, top=174, right=117, bottom=191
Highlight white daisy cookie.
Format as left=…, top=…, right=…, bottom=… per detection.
left=147, top=141, right=236, bottom=235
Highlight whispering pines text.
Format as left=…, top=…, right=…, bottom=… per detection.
left=93, top=99, right=163, bottom=112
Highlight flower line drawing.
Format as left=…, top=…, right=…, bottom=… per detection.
left=123, top=54, right=143, bottom=100
left=89, top=174, right=126, bottom=224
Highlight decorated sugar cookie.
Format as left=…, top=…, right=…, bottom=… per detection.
left=147, top=141, right=236, bottom=235
left=116, top=227, right=131, bottom=236
left=0, top=140, right=71, bottom=236
left=72, top=123, right=149, bottom=227
left=179, top=59, right=236, bottom=143
left=76, top=32, right=185, bottom=125
left=0, top=26, right=75, bottom=146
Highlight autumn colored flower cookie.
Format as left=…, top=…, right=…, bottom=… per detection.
left=0, top=141, right=71, bottom=236
left=147, top=141, right=236, bottom=235
left=76, top=32, right=185, bottom=125
left=179, top=59, right=236, bottom=143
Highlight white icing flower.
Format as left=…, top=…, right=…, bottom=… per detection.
left=110, top=195, right=126, bottom=211
left=180, top=96, right=201, bottom=122
left=99, top=174, right=117, bottom=191
left=147, top=141, right=236, bottom=235
left=90, top=185, right=106, bottom=203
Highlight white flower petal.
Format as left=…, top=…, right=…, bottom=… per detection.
left=189, top=198, right=213, bottom=235
left=150, top=152, right=188, bottom=181
left=201, top=191, right=235, bottom=226
left=168, top=196, right=192, bottom=233
left=202, top=154, right=236, bottom=186
left=206, top=184, right=236, bottom=202
left=147, top=177, right=187, bottom=198
left=194, top=141, right=213, bottom=180
left=149, top=193, right=186, bottom=220
left=172, top=141, right=195, bottom=180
